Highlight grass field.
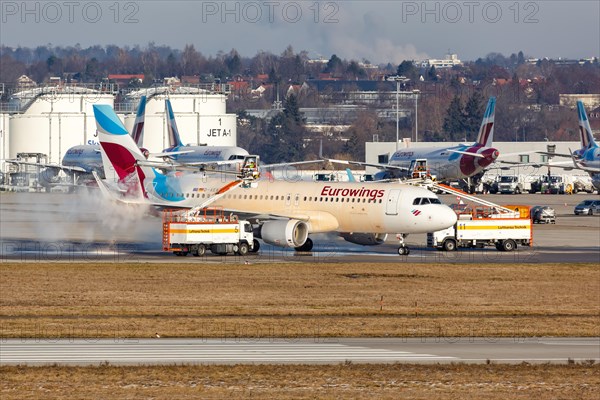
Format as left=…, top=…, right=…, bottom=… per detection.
left=1, top=262, right=599, bottom=398
left=1, top=363, right=598, bottom=399
left=1, top=262, right=598, bottom=338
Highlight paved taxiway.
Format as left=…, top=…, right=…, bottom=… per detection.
left=1, top=338, right=598, bottom=365
left=1, top=192, right=599, bottom=263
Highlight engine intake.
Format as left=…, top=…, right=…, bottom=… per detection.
left=258, top=220, right=309, bottom=248
left=341, top=232, right=388, bottom=246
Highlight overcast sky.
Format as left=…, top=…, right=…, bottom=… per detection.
left=1, top=1, right=599, bottom=63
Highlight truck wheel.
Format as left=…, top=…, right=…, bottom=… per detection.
left=249, top=239, right=260, bottom=253
left=196, top=244, right=206, bottom=257
left=502, top=239, right=516, bottom=252
left=237, top=242, right=249, bottom=256
left=515, top=187, right=521, bottom=194
left=443, top=239, right=457, bottom=252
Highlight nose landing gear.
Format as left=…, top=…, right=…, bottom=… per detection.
left=396, top=234, right=410, bottom=256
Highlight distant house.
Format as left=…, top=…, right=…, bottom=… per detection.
left=107, top=74, right=144, bottom=86
left=303, top=79, right=410, bottom=105
left=286, top=84, right=302, bottom=98
left=559, top=94, right=600, bottom=110
left=181, top=76, right=200, bottom=85
left=16, top=75, right=37, bottom=89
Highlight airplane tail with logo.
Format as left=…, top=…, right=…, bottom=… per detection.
left=577, top=100, right=598, bottom=150
left=93, top=104, right=155, bottom=196
left=475, top=97, right=496, bottom=147
left=131, top=95, right=147, bottom=147
left=165, top=99, right=184, bottom=149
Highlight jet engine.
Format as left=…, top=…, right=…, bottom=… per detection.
left=257, top=220, right=309, bottom=248
left=340, top=232, right=388, bottom=246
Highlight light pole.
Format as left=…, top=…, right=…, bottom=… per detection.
left=413, top=89, right=420, bottom=142
left=387, top=75, right=406, bottom=151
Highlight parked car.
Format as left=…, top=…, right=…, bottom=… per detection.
left=574, top=199, right=600, bottom=215
left=531, top=205, right=556, bottom=224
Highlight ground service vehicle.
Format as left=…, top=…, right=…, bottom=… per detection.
left=495, top=175, right=524, bottom=194
left=427, top=209, right=532, bottom=252
left=163, top=209, right=256, bottom=256
left=425, top=184, right=532, bottom=252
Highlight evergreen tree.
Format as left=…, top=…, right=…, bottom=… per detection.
left=463, top=92, right=485, bottom=140
left=443, top=95, right=466, bottom=140
left=396, top=60, right=417, bottom=81
left=427, top=65, right=437, bottom=81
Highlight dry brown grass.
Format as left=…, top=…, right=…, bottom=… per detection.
left=1, top=363, right=599, bottom=399
left=1, top=262, right=598, bottom=338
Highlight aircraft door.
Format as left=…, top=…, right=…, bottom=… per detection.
left=385, top=189, right=401, bottom=215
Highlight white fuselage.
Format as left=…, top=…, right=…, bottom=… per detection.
left=143, top=175, right=457, bottom=235
left=387, top=144, right=498, bottom=181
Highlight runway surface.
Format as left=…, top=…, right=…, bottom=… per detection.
left=1, top=338, right=598, bottom=365
left=1, top=192, right=599, bottom=263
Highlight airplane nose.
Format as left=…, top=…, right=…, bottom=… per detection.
left=437, top=205, right=457, bottom=230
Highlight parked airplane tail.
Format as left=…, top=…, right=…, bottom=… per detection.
left=577, top=100, right=598, bottom=149
left=93, top=104, right=155, bottom=195
left=131, top=95, right=147, bottom=147
left=165, top=99, right=184, bottom=148
left=475, top=97, right=496, bottom=147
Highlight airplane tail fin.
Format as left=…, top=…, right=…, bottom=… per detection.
left=131, top=95, right=147, bottom=147
left=475, top=97, right=496, bottom=147
left=165, top=99, right=184, bottom=148
left=93, top=104, right=154, bottom=195
left=577, top=100, right=598, bottom=149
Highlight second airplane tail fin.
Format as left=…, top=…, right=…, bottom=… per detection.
left=475, top=97, right=496, bottom=147
left=131, top=95, right=147, bottom=147
left=577, top=100, right=598, bottom=150
left=165, top=99, right=184, bottom=149
left=93, top=104, right=154, bottom=195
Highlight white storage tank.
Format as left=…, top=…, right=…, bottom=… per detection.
left=122, top=87, right=237, bottom=152
left=0, top=112, right=9, bottom=172
left=8, top=86, right=114, bottom=164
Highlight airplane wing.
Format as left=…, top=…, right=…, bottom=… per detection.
left=326, top=158, right=409, bottom=171
left=150, top=149, right=195, bottom=158
left=261, top=160, right=325, bottom=170
left=536, top=151, right=574, bottom=158
left=6, top=160, right=88, bottom=173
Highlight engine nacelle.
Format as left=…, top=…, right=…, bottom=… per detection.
left=257, top=220, right=309, bottom=248
left=341, top=232, right=388, bottom=246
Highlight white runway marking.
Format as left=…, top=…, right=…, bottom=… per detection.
left=0, top=339, right=455, bottom=365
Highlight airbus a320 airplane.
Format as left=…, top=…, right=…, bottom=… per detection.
left=535, top=101, right=600, bottom=190
left=93, top=104, right=457, bottom=256
left=329, top=97, right=499, bottom=189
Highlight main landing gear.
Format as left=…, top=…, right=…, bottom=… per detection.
left=294, top=238, right=313, bottom=252
left=397, top=234, right=410, bottom=256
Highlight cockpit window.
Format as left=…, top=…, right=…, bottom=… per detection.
left=413, top=197, right=442, bottom=205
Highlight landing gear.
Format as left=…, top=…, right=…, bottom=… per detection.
left=396, top=234, right=410, bottom=256
left=398, top=246, right=410, bottom=256
left=294, top=237, right=313, bottom=252
left=249, top=239, right=260, bottom=253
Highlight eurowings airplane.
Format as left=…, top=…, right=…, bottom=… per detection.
left=329, top=97, right=499, bottom=185
left=529, top=101, right=600, bottom=190
left=152, top=99, right=320, bottom=171
left=93, top=104, right=457, bottom=255
left=160, top=98, right=249, bottom=165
